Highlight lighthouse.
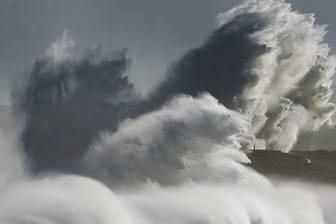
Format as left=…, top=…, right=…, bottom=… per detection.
left=249, top=133, right=266, bottom=151
left=252, top=138, right=266, bottom=150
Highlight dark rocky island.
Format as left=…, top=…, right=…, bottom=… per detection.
left=247, top=150, right=336, bottom=184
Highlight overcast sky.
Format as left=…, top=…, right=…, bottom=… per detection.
left=0, top=0, right=335, bottom=105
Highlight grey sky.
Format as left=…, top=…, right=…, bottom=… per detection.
left=0, top=0, right=335, bottom=105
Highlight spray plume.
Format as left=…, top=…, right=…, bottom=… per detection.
left=148, top=0, right=336, bottom=152
left=1, top=0, right=336, bottom=223
left=15, top=32, right=137, bottom=172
